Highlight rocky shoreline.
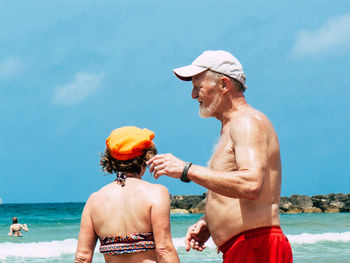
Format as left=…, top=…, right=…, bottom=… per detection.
left=170, top=193, right=350, bottom=214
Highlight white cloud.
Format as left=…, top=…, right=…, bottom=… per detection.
left=291, top=14, right=350, bottom=58
left=53, top=72, right=105, bottom=106
left=0, top=56, right=22, bottom=80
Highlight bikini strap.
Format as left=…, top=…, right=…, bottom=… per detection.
left=114, top=172, right=127, bottom=187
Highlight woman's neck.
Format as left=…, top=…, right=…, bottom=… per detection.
left=125, top=172, right=142, bottom=179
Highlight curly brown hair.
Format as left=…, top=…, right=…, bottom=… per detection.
left=99, top=146, right=157, bottom=175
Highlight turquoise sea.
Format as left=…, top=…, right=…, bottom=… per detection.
left=0, top=203, right=349, bottom=262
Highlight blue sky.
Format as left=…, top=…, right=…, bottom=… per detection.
left=1, top=1, right=350, bottom=203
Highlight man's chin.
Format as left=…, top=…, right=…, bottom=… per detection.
left=199, top=109, right=212, bottom=118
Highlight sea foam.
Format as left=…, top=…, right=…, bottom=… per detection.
left=0, top=239, right=79, bottom=259
left=286, top=231, right=350, bottom=244
left=1, top=232, right=350, bottom=259
left=175, top=231, right=350, bottom=248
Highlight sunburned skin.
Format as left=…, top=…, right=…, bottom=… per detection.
left=8, top=223, right=28, bottom=237
left=75, top=172, right=180, bottom=263
left=147, top=70, right=283, bottom=250
left=204, top=105, right=281, bottom=246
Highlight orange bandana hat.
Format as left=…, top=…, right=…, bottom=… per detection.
left=106, top=126, right=155, bottom=160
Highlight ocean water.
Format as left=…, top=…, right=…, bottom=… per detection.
left=0, top=203, right=349, bottom=263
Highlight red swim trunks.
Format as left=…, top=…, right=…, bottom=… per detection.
left=219, top=226, right=293, bottom=263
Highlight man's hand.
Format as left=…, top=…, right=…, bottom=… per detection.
left=185, top=219, right=211, bottom=252
left=146, top=153, right=186, bottom=179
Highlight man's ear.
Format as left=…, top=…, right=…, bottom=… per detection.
left=220, top=77, right=231, bottom=92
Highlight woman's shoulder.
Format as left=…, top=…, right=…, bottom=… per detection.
left=85, top=182, right=115, bottom=203
left=127, top=181, right=170, bottom=207
left=138, top=180, right=169, bottom=195
left=86, top=180, right=170, bottom=206
left=140, top=182, right=171, bottom=208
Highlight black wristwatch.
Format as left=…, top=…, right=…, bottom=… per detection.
left=180, top=162, right=192, bottom=183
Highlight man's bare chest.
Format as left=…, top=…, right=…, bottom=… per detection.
left=208, top=135, right=237, bottom=171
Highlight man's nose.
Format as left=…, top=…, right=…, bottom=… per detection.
left=191, top=87, right=198, bottom=99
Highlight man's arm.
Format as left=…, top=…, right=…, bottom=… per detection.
left=192, top=117, right=268, bottom=199
left=75, top=196, right=97, bottom=263
left=148, top=117, right=268, bottom=200
left=151, top=185, right=180, bottom=263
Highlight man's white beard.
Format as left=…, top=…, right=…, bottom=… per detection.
left=199, top=93, right=222, bottom=118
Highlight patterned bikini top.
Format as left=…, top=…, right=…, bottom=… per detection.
left=99, top=232, right=155, bottom=255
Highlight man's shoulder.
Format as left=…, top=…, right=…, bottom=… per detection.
left=231, top=107, right=270, bottom=129
left=228, top=107, right=274, bottom=141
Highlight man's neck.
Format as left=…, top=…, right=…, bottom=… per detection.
left=215, top=95, right=248, bottom=126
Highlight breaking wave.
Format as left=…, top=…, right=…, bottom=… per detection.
left=1, top=232, right=349, bottom=259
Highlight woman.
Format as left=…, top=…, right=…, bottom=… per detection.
left=75, top=126, right=179, bottom=263
left=8, top=217, right=29, bottom=237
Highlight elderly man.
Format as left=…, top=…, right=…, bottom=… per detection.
left=147, top=50, right=292, bottom=263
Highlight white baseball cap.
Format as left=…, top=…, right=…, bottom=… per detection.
left=173, top=50, right=247, bottom=89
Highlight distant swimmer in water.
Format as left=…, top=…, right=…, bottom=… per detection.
left=8, top=217, right=29, bottom=237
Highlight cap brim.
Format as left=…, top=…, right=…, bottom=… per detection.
left=173, top=65, right=207, bottom=81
